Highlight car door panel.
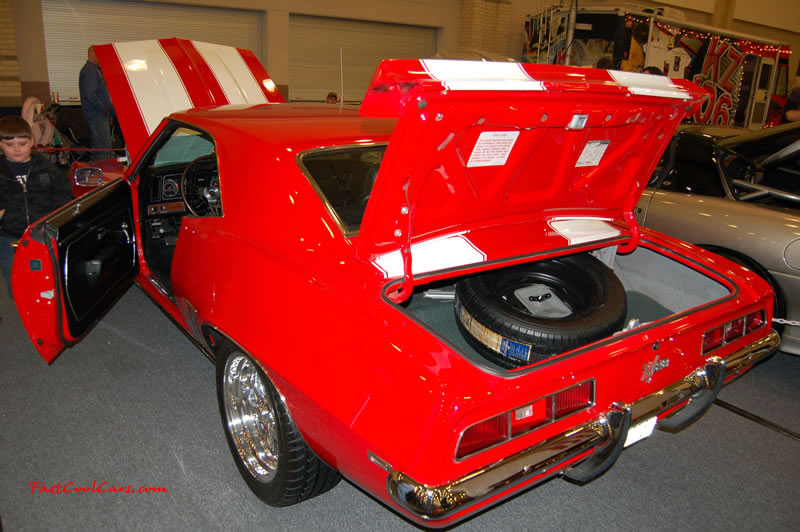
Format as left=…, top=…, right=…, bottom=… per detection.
left=12, top=179, right=138, bottom=363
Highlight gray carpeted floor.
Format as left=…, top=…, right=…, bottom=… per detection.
left=1, top=285, right=799, bottom=530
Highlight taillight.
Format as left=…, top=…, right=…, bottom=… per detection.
left=745, top=310, right=765, bottom=333
left=702, top=326, right=723, bottom=354
left=553, top=380, right=594, bottom=419
left=703, top=309, right=766, bottom=354
left=457, top=380, right=594, bottom=459
left=456, top=414, right=507, bottom=459
left=724, top=317, right=744, bottom=342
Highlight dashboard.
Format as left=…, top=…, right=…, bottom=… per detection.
left=145, top=171, right=187, bottom=249
left=147, top=173, right=186, bottom=217
left=143, top=157, right=220, bottom=250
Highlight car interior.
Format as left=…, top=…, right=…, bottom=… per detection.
left=136, top=126, right=387, bottom=296
left=137, top=124, right=218, bottom=295
left=725, top=127, right=800, bottom=206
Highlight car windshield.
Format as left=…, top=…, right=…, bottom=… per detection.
left=153, top=128, right=215, bottom=167
left=729, top=125, right=800, bottom=165
left=300, top=145, right=386, bottom=235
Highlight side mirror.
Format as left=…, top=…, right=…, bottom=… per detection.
left=73, top=167, right=104, bottom=187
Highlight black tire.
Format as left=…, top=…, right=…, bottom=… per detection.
left=455, top=253, right=627, bottom=368
left=701, top=245, right=786, bottom=333
left=216, top=344, right=340, bottom=506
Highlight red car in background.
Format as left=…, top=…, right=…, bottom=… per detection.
left=10, top=45, right=779, bottom=527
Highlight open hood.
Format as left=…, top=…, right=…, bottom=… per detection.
left=94, top=38, right=283, bottom=160
left=357, top=60, right=706, bottom=300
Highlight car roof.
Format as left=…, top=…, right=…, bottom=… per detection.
left=171, top=103, right=396, bottom=148
left=718, top=121, right=800, bottom=150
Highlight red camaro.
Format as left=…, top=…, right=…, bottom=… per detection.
left=10, top=41, right=779, bottom=528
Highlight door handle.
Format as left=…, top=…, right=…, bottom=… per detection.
left=120, top=221, right=132, bottom=245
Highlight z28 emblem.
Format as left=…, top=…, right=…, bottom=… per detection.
left=641, top=355, right=670, bottom=383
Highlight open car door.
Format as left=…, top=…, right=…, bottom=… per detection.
left=12, top=179, right=138, bottom=363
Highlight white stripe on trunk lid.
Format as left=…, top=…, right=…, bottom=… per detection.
left=421, top=59, right=544, bottom=91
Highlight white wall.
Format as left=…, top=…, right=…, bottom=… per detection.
left=16, top=0, right=461, bottom=98
left=134, top=0, right=462, bottom=88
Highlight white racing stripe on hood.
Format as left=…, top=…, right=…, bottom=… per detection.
left=113, top=40, right=192, bottom=135
left=194, top=42, right=268, bottom=105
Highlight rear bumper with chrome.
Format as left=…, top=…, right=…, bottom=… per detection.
left=387, top=329, right=780, bottom=526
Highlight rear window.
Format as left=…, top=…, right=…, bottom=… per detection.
left=300, top=145, right=386, bottom=235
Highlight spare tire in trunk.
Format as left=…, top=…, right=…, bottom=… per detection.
left=455, top=253, right=627, bottom=368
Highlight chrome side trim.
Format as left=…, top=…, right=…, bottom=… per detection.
left=369, top=452, right=392, bottom=472
left=386, top=330, right=780, bottom=522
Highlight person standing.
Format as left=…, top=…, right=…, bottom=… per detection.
left=79, top=46, right=114, bottom=160
left=0, top=116, right=73, bottom=296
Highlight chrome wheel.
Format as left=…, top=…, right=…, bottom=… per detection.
left=222, top=353, right=279, bottom=482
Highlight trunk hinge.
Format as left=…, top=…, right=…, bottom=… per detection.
left=387, top=177, right=415, bottom=304
left=387, top=246, right=414, bottom=304
left=617, top=180, right=641, bottom=254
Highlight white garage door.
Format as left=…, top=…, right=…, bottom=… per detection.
left=289, top=15, right=437, bottom=103
left=42, top=0, right=263, bottom=101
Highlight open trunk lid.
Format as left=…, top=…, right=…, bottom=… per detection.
left=357, top=60, right=706, bottom=301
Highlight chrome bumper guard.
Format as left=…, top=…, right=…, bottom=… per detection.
left=387, top=329, right=780, bottom=522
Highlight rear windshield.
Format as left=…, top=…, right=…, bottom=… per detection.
left=300, top=145, right=386, bottom=235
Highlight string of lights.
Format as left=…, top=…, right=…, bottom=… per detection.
left=623, top=13, right=789, bottom=57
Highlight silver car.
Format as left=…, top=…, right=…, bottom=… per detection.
left=636, top=122, right=800, bottom=355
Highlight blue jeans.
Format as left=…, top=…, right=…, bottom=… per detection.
left=87, top=115, right=112, bottom=161
left=0, top=233, right=16, bottom=297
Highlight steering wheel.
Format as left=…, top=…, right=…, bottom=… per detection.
left=181, top=154, right=221, bottom=217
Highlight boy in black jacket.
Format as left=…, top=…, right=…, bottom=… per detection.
left=0, top=115, right=73, bottom=295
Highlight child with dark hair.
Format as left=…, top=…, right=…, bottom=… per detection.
left=643, top=66, right=664, bottom=75
left=0, top=115, right=73, bottom=295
